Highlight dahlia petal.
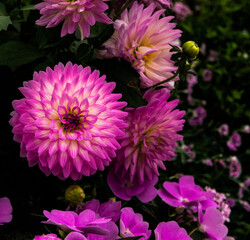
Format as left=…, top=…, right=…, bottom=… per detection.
left=63, top=160, right=73, bottom=179
left=34, top=117, right=51, bottom=129
left=48, top=141, right=58, bottom=156
left=68, top=141, right=79, bottom=159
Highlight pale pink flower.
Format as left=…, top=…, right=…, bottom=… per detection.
left=242, top=125, right=250, bottom=134
left=218, top=124, right=229, bottom=136
left=35, top=0, right=112, bottom=40
left=172, top=2, right=192, bottom=20
left=9, top=62, right=127, bottom=180
left=0, top=197, right=12, bottom=225
left=112, top=88, right=185, bottom=184
left=99, top=2, right=181, bottom=88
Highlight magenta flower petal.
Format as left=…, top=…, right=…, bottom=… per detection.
left=10, top=62, right=128, bottom=180
left=34, top=234, right=62, bottom=240
left=119, top=207, right=151, bottom=239
left=199, top=206, right=228, bottom=240
left=154, top=221, right=192, bottom=240
left=35, top=0, right=112, bottom=40
left=0, top=197, right=13, bottom=225
left=65, top=232, right=87, bottom=240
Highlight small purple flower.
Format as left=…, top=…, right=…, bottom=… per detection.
left=218, top=124, right=229, bottom=136
left=154, top=221, right=192, bottom=240
left=239, top=200, right=250, bottom=212
left=187, top=73, right=197, bottom=105
left=242, top=125, right=250, bottom=134
left=208, top=50, right=219, bottom=62
left=0, top=197, right=12, bottom=225
left=202, top=159, right=213, bottom=167
left=198, top=205, right=228, bottom=240
left=172, top=2, right=193, bottom=20
left=238, top=177, right=250, bottom=198
left=228, top=156, right=241, bottom=178
left=119, top=207, right=151, bottom=239
left=107, top=165, right=158, bottom=203
left=227, top=133, right=241, bottom=151
left=158, top=176, right=216, bottom=210
left=202, top=69, right=213, bottom=82
left=34, top=234, right=62, bottom=240
left=226, top=198, right=235, bottom=208
left=182, top=144, right=196, bottom=162
left=189, top=106, right=207, bottom=126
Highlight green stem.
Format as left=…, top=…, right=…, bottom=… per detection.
left=113, top=0, right=134, bottom=21
left=146, top=70, right=179, bottom=90
left=189, top=227, right=199, bottom=237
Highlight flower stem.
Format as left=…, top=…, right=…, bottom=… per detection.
left=113, top=0, right=134, bottom=21
left=189, top=227, right=199, bottom=237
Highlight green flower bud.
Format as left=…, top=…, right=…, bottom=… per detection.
left=182, top=41, right=199, bottom=60
left=65, top=185, right=85, bottom=207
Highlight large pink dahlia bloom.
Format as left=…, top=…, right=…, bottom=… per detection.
left=99, top=2, right=181, bottom=88
left=113, top=88, right=185, bottom=183
left=9, top=62, right=127, bottom=180
left=35, top=0, right=112, bottom=40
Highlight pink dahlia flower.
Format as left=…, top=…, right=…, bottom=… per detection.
left=158, top=175, right=217, bottom=210
left=119, top=207, right=151, bottom=239
left=0, top=197, right=13, bottom=225
left=35, top=0, right=112, bottom=40
left=9, top=62, right=127, bottom=180
left=154, top=221, right=192, bottom=240
left=99, top=2, right=181, bottom=88
left=112, top=88, right=185, bottom=184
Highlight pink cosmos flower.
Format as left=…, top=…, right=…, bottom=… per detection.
left=198, top=205, right=228, bottom=240
left=35, top=0, right=112, bottom=40
left=107, top=165, right=158, bottom=202
left=99, top=2, right=181, bottom=88
left=227, top=133, right=241, bottom=151
left=158, top=175, right=217, bottom=210
left=154, top=221, right=192, bottom=240
left=43, top=209, right=111, bottom=235
left=34, top=234, right=62, bottom=240
left=119, top=207, right=151, bottom=239
left=202, top=69, right=213, bottom=82
left=9, top=62, right=127, bottom=180
left=172, top=2, right=192, bottom=20
left=0, top=197, right=12, bottom=225
left=228, top=156, right=241, bottom=178
left=112, top=88, right=185, bottom=184
left=189, top=106, right=207, bottom=126
left=218, top=124, right=229, bottom=136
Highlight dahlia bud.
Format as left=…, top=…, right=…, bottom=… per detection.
left=65, top=185, right=85, bottom=207
left=182, top=41, right=199, bottom=60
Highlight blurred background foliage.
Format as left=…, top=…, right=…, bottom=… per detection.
left=0, top=0, right=250, bottom=239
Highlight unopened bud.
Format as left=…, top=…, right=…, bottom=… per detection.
left=65, top=185, right=85, bottom=207
left=182, top=41, right=199, bottom=60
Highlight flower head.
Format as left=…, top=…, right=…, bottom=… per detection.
left=119, top=207, right=151, bottom=239
left=202, top=69, right=213, bottom=82
left=218, top=124, right=229, bottom=136
left=65, top=185, right=85, bottom=207
left=182, top=41, right=199, bottom=61
left=172, top=2, right=192, bottom=20
left=189, top=106, right=206, bottom=126
left=112, top=88, right=185, bottom=184
left=227, top=132, right=241, bottom=151
left=10, top=62, right=127, bottom=180
left=35, top=0, right=112, bottom=40
left=99, top=2, right=181, bottom=88
left=0, top=197, right=12, bottom=225
left=154, top=221, right=192, bottom=240
left=107, top=165, right=158, bottom=202
left=198, top=205, right=228, bottom=240
left=158, top=175, right=217, bottom=210
left=228, top=156, right=241, bottom=178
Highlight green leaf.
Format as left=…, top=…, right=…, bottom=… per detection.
left=0, top=16, right=12, bottom=31
left=0, top=2, right=7, bottom=16
left=0, top=41, right=45, bottom=67
left=20, top=5, right=36, bottom=11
